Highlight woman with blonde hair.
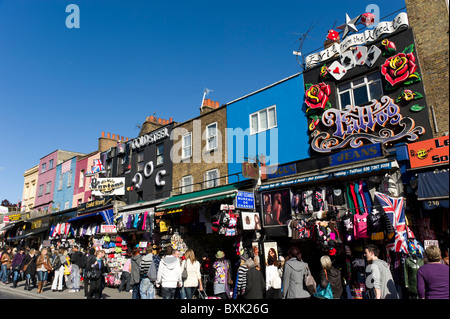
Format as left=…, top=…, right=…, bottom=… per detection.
left=319, top=255, right=343, bottom=299
left=36, top=248, right=52, bottom=293
left=181, top=249, right=203, bottom=299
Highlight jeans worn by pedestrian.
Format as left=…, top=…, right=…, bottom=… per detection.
left=161, top=287, right=176, bottom=299
left=70, top=264, right=80, bottom=291
left=140, top=277, right=155, bottom=299
left=118, top=271, right=130, bottom=292
left=0, top=264, right=9, bottom=283
left=184, top=286, right=197, bottom=299
left=132, top=283, right=140, bottom=299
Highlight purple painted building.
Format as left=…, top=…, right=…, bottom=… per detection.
left=34, top=149, right=85, bottom=213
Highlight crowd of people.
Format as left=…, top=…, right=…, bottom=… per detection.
left=0, top=243, right=448, bottom=299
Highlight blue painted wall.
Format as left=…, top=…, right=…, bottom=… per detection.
left=226, top=73, right=309, bottom=180
left=53, top=157, right=77, bottom=211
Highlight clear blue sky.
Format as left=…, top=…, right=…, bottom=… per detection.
left=0, top=0, right=406, bottom=204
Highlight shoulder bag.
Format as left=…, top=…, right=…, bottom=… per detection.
left=304, top=263, right=317, bottom=295
left=313, top=269, right=333, bottom=299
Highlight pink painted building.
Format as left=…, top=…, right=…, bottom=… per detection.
left=73, top=151, right=100, bottom=208
left=34, top=149, right=85, bottom=213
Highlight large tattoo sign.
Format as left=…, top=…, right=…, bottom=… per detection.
left=310, top=96, right=425, bottom=153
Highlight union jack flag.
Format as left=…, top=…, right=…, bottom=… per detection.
left=374, top=192, right=408, bottom=254
left=86, top=159, right=105, bottom=176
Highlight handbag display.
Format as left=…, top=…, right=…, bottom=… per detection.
left=304, top=263, right=317, bottom=295
left=313, top=269, right=333, bottom=299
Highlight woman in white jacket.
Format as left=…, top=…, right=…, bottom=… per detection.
left=181, top=249, right=203, bottom=299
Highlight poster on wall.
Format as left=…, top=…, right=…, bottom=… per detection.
left=241, top=212, right=261, bottom=230
left=263, top=241, right=279, bottom=266
left=261, top=188, right=292, bottom=227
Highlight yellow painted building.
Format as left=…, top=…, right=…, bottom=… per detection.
left=21, top=165, right=39, bottom=212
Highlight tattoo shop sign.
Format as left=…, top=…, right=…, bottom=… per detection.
left=305, top=12, right=409, bottom=69
left=310, top=96, right=425, bottom=153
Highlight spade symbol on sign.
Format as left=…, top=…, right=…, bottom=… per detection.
left=343, top=56, right=352, bottom=67
left=367, top=51, right=375, bottom=62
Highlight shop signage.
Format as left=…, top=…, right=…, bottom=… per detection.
left=0, top=206, right=8, bottom=215
left=423, top=200, right=449, bottom=210
left=330, top=144, right=382, bottom=166
left=260, top=161, right=394, bottom=190
left=305, top=12, right=409, bottom=68
left=90, top=178, right=125, bottom=196
left=267, top=163, right=297, bottom=179
left=424, top=240, right=439, bottom=250
left=242, top=161, right=260, bottom=180
left=100, top=225, right=117, bottom=234
left=8, top=214, right=21, bottom=221
left=236, top=191, right=255, bottom=210
left=77, top=197, right=113, bottom=214
left=131, top=127, right=170, bottom=150
left=407, top=136, right=449, bottom=169
left=311, top=96, right=425, bottom=153
left=129, top=160, right=167, bottom=191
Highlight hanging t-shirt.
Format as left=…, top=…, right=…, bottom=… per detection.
left=354, top=212, right=370, bottom=239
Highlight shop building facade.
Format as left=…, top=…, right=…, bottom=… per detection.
left=21, top=165, right=39, bottom=212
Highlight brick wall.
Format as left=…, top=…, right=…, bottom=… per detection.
left=405, top=0, right=449, bottom=136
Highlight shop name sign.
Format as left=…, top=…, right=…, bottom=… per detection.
left=311, top=96, right=424, bottom=153
left=78, top=197, right=112, bottom=214
left=131, top=127, right=169, bottom=150
left=305, top=12, right=409, bottom=69
left=407, top=136, right=449, bottom=169
left=90, top=177, right=125, bottom=196
left=267, top=163, right=297, bottom=179
left=236, top=191, right=255, bottom=209
left=330, top=144, right=382, bottom=166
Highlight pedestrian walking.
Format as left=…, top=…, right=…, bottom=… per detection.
left=139, top=246, right=156, bottom=299
left=22, top=248, right=38, bottom=291
left=364, top=244, right=399, bottom=299
left=83, top=247, right=96, bottom=297
left=0, top=246, right=12, bottom=284
left=200, top=253, right=213, bottom=296
left=235, top=253, right=249, bottom=298
left=242, top=258, right=265, bottom=299
left=265, top=255, right=282, bottom=299
left=181, top=249, right=203, bottom=299
left=11, top=246, right=26, bottom=288
left=417, top=245, right=449, bottom=299
left=212, top=250, right=232, bottom=299
left=86, top=249, right=109, bottom=299
left=51, top=249, right=67, bottom=292
left=156, top=246, right=182, bottom=299
left=36, top=248, right=53, bottom=294
left=69, top=245, right=83, bottom=293
left=118, top=251, right=131, bottom=293
left=282, top=246, right=310, bottom=299
left=318, top=255, right=343, bottom=299
left=130, top=247, right=142, bottom=299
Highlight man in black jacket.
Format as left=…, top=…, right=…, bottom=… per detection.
left=83, top=247, right=97, bottom=297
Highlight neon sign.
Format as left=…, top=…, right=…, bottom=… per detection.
left=311, top=96, right=425, bottom=153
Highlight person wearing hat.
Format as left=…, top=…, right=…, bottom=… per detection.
left=212, top=250, right=232, bottom=299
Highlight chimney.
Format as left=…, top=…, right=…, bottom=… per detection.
left=200, top=99, right=220, bottom=115
left=138, top=114, right=173, bottom=136
left=98, top=131, right=128, bottom=152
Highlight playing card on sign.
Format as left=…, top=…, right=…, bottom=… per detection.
left=328, top=60, right=347, bottom=80
left=365, top=45, right=382, bottom=68
left=354, top=46, right=368, bottom=66
left=340, top=51, right=356, bottom=71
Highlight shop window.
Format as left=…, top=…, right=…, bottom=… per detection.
left=156, top=143, right=164, bottom=166
left=250, top=105, right=277, bottom=135
left=206, top=123, right=218, bottom=151
left=182, top=175, right=193, bottom=194
left=182, top=132, right=192, bottom=159
left=205, top=169, right=220, bottom=189
left=337, top=72, right=383, bottom=109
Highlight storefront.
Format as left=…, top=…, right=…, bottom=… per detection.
left=257, top=144, right=411, bottom=298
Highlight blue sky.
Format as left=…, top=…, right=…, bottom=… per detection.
left=0, top=0, right=406, bottom=204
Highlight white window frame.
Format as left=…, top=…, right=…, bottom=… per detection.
left=337, top=72, right=383, bottom=109
left=181, top=175, right=193, bottom=194
left=58, top=173, right=63, bottom=191
left=206, top=122, right=218, bottom=151
left=156, top=143, right=164, bottom=166
left=249, top=105, right=277, bottom=135
left=67, top=169, right=72, bottom=188
left=205, top=169, right=220, bottom=189
left=137, top=151, right=145, bottom=171
left=182, top=132, right=192, bottom=159
left=45, top=181, right=51, bottom=194
left=41, top=163, right=46, bottom=174
left=38, top=184, right=44, bottom=197
left=49, top=159, right=54, bottom=170
left=79, top=169, right=85, bottom=188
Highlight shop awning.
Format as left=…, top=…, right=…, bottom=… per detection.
left=6, top=228, right=47, bottom=241
left=417, top=169, right=449, bottom=201
left=156, top=180, right=253, bottom=211
left=0, top=220, right=25, bottom=232
left=67, top=208, right=114, bottom=225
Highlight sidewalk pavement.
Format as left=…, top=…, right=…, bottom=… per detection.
left=0, top=279, right=161, bottom=299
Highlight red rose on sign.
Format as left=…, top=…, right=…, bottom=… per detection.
left=381, top=52, right=417, bottom=87
left=305, top=83, right=331, bottom=110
